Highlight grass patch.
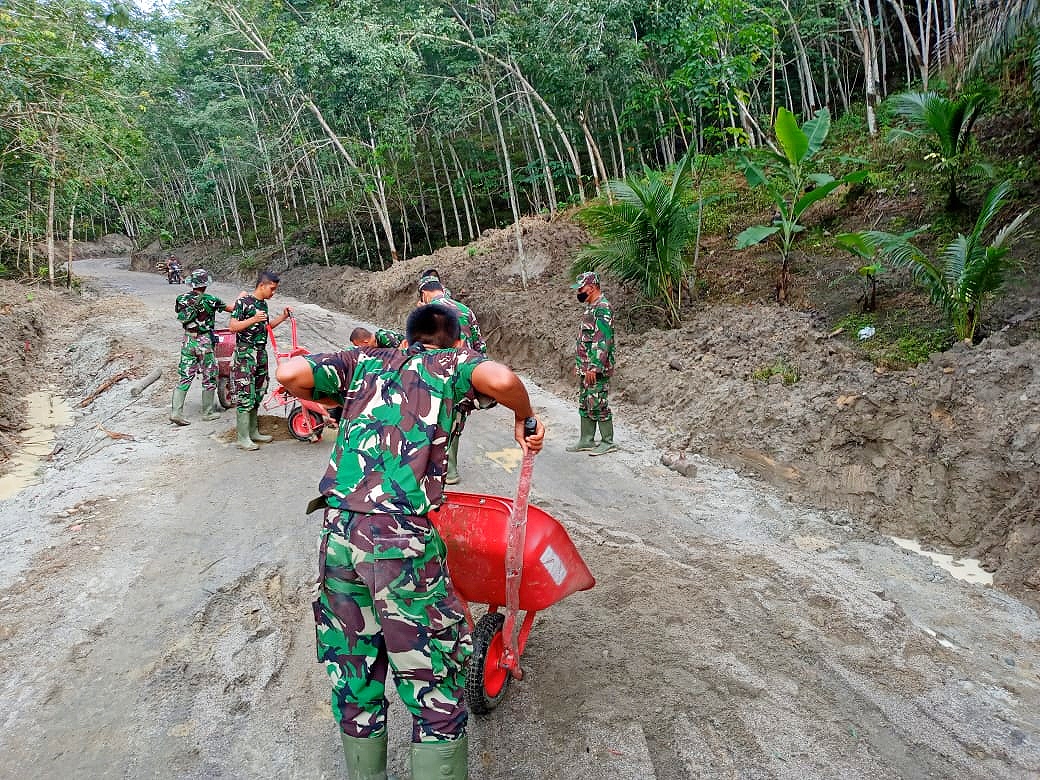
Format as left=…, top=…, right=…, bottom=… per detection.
left=836, top=311, right=953, bottom=368
left=751, top=358, right=799, bottom=385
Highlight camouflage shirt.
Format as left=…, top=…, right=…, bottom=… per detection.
left=575, top=293, right=615, bottom=375
left=305, top=345, right=487, bottom=515
left=430, top=295, right=487, bottom=355
left=375, top=328, right=405, bottom=348
left=231, top=295, right=269, bottom=349
left=175, top=291, right=227, bottom=336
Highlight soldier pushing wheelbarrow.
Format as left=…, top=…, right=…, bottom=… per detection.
left=276, top=303, right=589, bottom=780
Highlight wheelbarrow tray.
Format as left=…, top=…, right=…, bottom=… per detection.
left=429, top=491, right=595, bottom=613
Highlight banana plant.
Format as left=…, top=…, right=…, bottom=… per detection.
left=838, top=180, right=1032, bottom=342
left=736, top=107, right=868, bottom=304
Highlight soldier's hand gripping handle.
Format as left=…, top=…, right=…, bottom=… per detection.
left=516, top=415, right=544, bottom=454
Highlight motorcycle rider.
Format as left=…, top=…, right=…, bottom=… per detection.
left=167, top=256, right=183, bottom=284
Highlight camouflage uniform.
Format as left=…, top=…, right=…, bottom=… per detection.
left=230, top=294, right=270, bottom=413
left=575, top=293, right=615, bottom=421
left=429, top=295, right=486, bottom=356
left=174, top=290, right=228, bottom=392
left=374, top=328, right=405, bottom=348
left=304, top=345, right=487, bottom=742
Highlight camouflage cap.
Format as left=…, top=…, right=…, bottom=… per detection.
left=188, top=269, right=211, bottom=288
left=570, top=271, right=600, bottom=288
left=417, top=275, right=442, bottom=293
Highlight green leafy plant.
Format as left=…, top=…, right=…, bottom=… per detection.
left=736, top=107, right=868, bottom=304
left=575, top=152, right=700, bottom=327
left=838, top=180, right=1032, bottom=342
left=751, top=358, right=799, bottom=386
left=887, top=89, right=995, bottom=210
left=836, top=227, right=925, bottom=312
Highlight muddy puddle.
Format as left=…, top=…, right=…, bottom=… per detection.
left=889, top=536, right=994, bottom=586
left=0, top=392, right=74, bottom=501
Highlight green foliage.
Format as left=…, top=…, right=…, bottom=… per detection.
left=838, top=181, right=1032, bottom=341
left=751, top=358, right=799, bottom=385
left=736, top=107, right=869, bottom=304
left=887, top=88, right=995, bottom=209
left=575, top=152, right=700, bottom=327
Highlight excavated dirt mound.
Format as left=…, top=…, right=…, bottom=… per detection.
left=261, top=215, right=1040, bottom=605
left=0, top=281, right=83, bottom=465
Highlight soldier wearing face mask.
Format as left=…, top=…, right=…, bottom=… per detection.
left=567, top=271, right=617, bottom=455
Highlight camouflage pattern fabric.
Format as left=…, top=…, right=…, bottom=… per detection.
left=417, top=276, right=452, bottom=298
left=314, top=508, right=471, bottom=741
left=232, top=346, right=269, bottom=412
left=578, top=374, right=611, bottom=421
left=429, top=296, right=486, bottom=356
left=175, top=291, right=227, bottom=337
left=575, top=293, right=615, bottom=376
left=176, top=335, right=217, bottom=392
left=375, top=328, right=405, bottom=348
left=230, top=294, right=270, bottom=348
left=303, top=345, right=486, bottom=516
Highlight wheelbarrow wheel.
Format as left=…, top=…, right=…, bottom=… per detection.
left=288, top=406, right=324, bottom=442
left=216, top=376, right=234, bottom=410
left=466, top=612, right=510, bottom=714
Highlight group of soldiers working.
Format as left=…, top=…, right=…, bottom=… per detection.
left=168, top=264, right=616, bottom=780
left=169, top=268, right=291, bottom=451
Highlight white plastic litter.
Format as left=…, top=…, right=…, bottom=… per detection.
left=857, top=326, right=876, bottom=340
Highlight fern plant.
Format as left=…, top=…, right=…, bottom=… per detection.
left=838, top=181, right=1032, bottom=342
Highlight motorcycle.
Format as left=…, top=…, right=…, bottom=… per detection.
left=167, top=263, right=183, bottom=284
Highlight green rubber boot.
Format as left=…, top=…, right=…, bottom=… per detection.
left=200, top=389, right=220, bottom=421
left=236, top=410, right=259, bottom=451
left=249, top=408, right=273, bottom=443
left=589, top=419, right=618, bottom=456
left=410, top=735, right=467, bottom=780
left=169, top=388, right=190, bottom=426
left=341, top=731, right=393, bottom=780
left=445, top=437, right=460, bottom=485
left=565, top=417, right=596, bottom=452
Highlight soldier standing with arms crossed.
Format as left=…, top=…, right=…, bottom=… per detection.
left=170, top=269, right=234, bottom=426
left=228, top=270, right=291, bottom=450
left=566, top=271, right=618, bottom=455
left=276, top=304, right=544, bottom=780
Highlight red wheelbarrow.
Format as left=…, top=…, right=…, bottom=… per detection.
left=429, top=490, right=595, bottom=713
left=212, top=317, right=335, bottom=441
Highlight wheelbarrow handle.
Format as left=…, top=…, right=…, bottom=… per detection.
left=501, top=417, right=539, bottom=679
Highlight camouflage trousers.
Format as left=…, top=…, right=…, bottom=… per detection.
left=578, top=374, right=611, bottom=421
left=232, top=345, right=268, bottom=412
left=176, top=334, right=217, bottom=392
left=314, top=509, right=472, bottom=742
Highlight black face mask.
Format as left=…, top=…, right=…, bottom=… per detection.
left=576, top=291, right=589, bottom=302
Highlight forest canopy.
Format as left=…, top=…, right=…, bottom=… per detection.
left=0, top=0, right=1035, bottom=276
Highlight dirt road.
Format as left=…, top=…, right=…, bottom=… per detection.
left=1, top=257, right=1038, bottom=779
